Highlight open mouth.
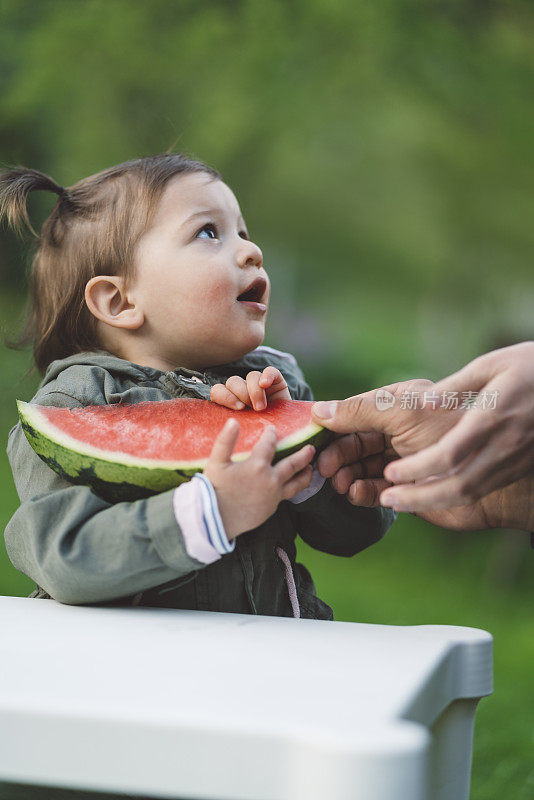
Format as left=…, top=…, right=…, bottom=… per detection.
left=237, top=277, right=267, bottom=305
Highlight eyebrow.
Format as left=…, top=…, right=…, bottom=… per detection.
left=181, top=209, right=247, bottom=230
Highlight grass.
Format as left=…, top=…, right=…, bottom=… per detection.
left=1, top=291, right=533, bottom=799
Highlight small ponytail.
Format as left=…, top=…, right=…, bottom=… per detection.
left=0, top=166, right=65, bottom=238
left=2, top=153, right=220, bottom=373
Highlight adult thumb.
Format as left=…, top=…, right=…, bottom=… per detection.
left=312, top=390, right=397, bottom=435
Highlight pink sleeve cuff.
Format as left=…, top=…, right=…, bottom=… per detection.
left=172, top=480, right=221, bottom=565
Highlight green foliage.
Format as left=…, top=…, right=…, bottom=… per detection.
left=1, top=3, right=533, bottom=797
left=1, top=0, right=533, bottom=384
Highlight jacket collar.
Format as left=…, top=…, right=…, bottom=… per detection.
left=38, top=349, right=249, bottom=391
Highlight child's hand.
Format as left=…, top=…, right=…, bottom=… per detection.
left=204, top=419, right=315, bottom=540
left=210, top=367, right=291, bottom=411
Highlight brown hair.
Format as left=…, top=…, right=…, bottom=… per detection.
left=0, top=153, right=221, bottom=374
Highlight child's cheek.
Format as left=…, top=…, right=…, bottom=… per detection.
left=205, top=276, right=235, bottom=308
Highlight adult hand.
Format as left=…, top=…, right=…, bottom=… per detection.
left=314, top=378, right=460, bottom=506
left=318, top=415, right=533, bottom=531
left=312, top=343, right=534, bottom=532
left=380, top=342, right=534, bottom=509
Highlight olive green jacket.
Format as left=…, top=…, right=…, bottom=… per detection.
left=4, top=347, right=395, bottom=619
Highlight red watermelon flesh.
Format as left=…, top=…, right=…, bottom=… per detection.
left=17, top=398, right=328, bottom=501
left=36, top=399, right=316, bottom=461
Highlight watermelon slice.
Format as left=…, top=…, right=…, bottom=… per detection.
left=17, top=398, right=330, bottom=502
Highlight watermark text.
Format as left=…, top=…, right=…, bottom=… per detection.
left=375, top=390, right=499, bottom=411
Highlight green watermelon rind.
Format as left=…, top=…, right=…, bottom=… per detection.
left=17, top=400, right=331, bottom=502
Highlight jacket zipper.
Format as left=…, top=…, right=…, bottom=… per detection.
left=164, top=371, right=207, bottom=398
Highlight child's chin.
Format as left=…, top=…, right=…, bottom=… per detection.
left=233, top=331, right=265, bottom=361
left=248, top=328, right=266, bottom=350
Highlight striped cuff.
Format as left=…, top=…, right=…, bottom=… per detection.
left=172, top=476, right=234, bottom=564
left=193, top=473, right=235, bottom=555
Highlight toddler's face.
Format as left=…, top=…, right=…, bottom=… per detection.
left=131, top=172, right=269, bottom=371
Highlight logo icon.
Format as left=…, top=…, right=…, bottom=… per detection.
left=375, top=389, right=395, bottom=411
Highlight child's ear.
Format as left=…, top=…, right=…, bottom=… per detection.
left=85, top=276, right=144, bottom=330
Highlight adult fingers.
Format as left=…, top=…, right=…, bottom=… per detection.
left=225, top=376, right=251, bottom=407
left=245, top=371, right=267, bottom=411
left=281, top=465, right=314, bottom=500
left=347, top=478, right=391, bottom=507
left=208, top=419, right=241, bottom=465
left=384, top=412, right=493, bottom=485
left=210, top=383, right=245, bottom=410
left=433, top=348, right=503, bottom=396
left=386, top=368, right=534, bottom=485
left=312, top=378, right=437, bottom=436
left=275, top=444, right=316, bottom=483
left=312, top=387, right=404, bottom=436
left=379, top=447, right=525, bottom=511
left=316, top=432, right=388, bottom=478
left=383, top=370, right=514, bottom=484
left=331, top=453, right=391, bottom=494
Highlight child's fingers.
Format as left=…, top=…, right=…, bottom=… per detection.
left=210, top=383, right=245, bottom=410
left=258, top=366, right=278, bottom=387
left=259, top=367, right=289, bottom=396
left=258, top=366, right=283, bottom=388
left=275, top=444, right=316, bottom=484
left=208, top=419, right=241, bottom=465
left=249, top=424, right=278, bottom=462
left=281, top=465, right=314, bottom=500
left=246, top=371, right=267, bottom=411
left=225, top=376, right=251, bottom=407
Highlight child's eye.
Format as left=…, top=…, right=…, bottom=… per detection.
left=196, top=223, right=218, bottom=240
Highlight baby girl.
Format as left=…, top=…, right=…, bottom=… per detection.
left=2, top=153, right=395, bottom=617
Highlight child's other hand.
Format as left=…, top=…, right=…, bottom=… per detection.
left=210, top=367, right=291, bottom=411
left=204, top=419, right=315, bottom=540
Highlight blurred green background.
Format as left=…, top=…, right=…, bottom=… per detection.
left=1, top=1, right=533, bottom=798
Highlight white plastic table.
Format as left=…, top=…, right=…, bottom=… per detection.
left=0, top=596, right=492, bottom=800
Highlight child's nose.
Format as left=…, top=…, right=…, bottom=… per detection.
left=238, top=240, right=263, bottom=269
